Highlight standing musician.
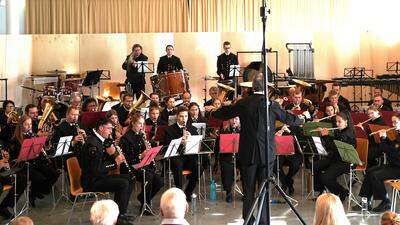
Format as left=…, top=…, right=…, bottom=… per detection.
left=78, top=118, right=134, bottom=221
left=157, top=45, right=183, bottom=74
left=204, top=86, right=220, bottom=107
left=145, top=105, right=167, bottom=147
left=355, top=105, right=386, bottom=168
left=81, top=98, right=98, bottom=112
left=160, top=97, right=176, bottom=124
left=188, top=102, right=207, bottom=124
left=209, top=73, right=305, bottom=224
left=114, top=93, right=134, bottom=127
left=51, top=106, right=86, bottom=156
left=313, top=112, right=356, bottom=201
left=119, top=113, right=164, bottom=214
left=357, top=114, right=400, bottom=212
left=122, top=44, right=149, bottom=100
left=7, top=115, right=59, bottom=207
left=163, top=106, right=203, bottom=201
left=217, top=41, right=239, bottom=81
left=0, top=100, right=17, bottom=144
left=106, top=110, right=123, bottom=145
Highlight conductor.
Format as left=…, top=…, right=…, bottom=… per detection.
left=210, top=73, right=305, bottom=224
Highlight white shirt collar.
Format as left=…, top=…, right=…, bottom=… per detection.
left=254, top=91, right=264, bottom=95
left=93, top=129, right=105, bottom=143
left=177, top=123, right=186, bottom=129
left=161, top=218, right=190, bottom=225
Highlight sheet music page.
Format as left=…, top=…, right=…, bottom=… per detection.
left=312, top=136, right=328, bottom=155
left=164, top=138, right=182, bottom=158
left=54, top=136, right=73, bottom=157
left=229, top=65, right=240, bottom=78
left=191, top=123, right=206, bottom=138
left=185, top=135, right=203, bottom=155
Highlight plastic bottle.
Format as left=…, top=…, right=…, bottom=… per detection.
left=210, top=179, right=217, bottom=201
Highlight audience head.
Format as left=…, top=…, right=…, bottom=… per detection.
left=313, top=193, right=350, bottom=225
left=160, top=188, right=188, bottom=219
left=90, top=200, right=119, bottom=225
left=10, top=216, right=34, bottom=225
left=381, top=211, right=400, bottom=225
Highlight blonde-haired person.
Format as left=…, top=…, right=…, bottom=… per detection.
left=160, top=188, right=189, bottom=225
left=90, top=200, right=119, bottom=225
left=381, top=211, right=400, bottom=225
left=313, top=193, right=350, bottom=225
left=10, top=216, right=34, bottom=225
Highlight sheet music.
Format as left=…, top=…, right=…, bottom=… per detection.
left=164, top=138, right=182, bottom=158
left=168, top=115, right=177, bottom=126
left=184, top=135, right=203, bottom=155
left=191, top=123, right=206, bottom=138
left=134, top=61, right=150, bottom=73
left=229, top=65, right=240, bottom=78
left=102, top=101, right=120, bottom=112
left=312, top=136, right=328, bottom=155
left=140, top=107, right=149, bottom=119
left=54, top=136, right=73, bottom=157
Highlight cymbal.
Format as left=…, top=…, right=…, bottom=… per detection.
left=47, top=69, right=67, bottom=74
left=239, top=82, right=252, bottom=88
left=216, top=82, right=235, bottom=91
left=292, top=79, right=311, bottom=87
left=21, top=86, right=44, bottom=92
left=277, top=85, right=296, bottom=89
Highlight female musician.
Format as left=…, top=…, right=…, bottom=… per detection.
left=356, top=105, right=386, bottom=168
left=313, top=103, right=336, bottom=123
left=357, top=114, right=400, bottom=212
left=82, top=97, right=98, bottom=112
left=106, top=110, right=123, bottom=145
left=205, top=98, right=222, bottom=119
left=188, top=102, right=207, bottom=124
left=0, top=100, right=17, bottom=144
left=313, top=112, right=356, bottom=201
left=145, top=105, right=166, bottom=147
left=119, top=113, right=164, bottom=214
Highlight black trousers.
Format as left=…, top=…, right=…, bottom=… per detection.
left=126, top=80, right=145, bottom=100
left=87, top=174, right=134, bottom=214
left=314, top=158, right=350, bottom=196
left=240, top=164, right=267, bottom=225
left=219, top=153, right=240, bottom=193
left=170, top=155, right=203, bottom=197
left=359, top=165, right=400, bottom=200
left=367, top=144, right=382, bottom=169
left=30, top=161, right=60, bottom=196
left=122, top=167, right=164, bottom=205
left=0, top=170, right=27, bottom=209
left=273, top=154, right=302, bottom=188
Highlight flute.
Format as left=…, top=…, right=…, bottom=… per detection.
left=309, top=127, right=341, bottom=133
left=369, top=127, right=396, bottom=136
left=357, top=117, right=373, bottom=126
left=316, top=114, right=336, bottom=122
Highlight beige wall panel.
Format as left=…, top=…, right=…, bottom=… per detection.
left=125, top=33, right=174, bottom=94
left=173, top=32, right=221, bottom=104
left=31, top=35, right=80, bottom=74
left=0, top=35, right=5, bottom=76
left=5, top=35, right=32, bottom=107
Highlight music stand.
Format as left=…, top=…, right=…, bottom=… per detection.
left=220, top=133, right=242, bottom=204
left=133, top=146, right=162, bottom=217
left=15, top=136, right=47, bottom=217
left=134, top=61, right=154, bottom=74
left=229, top=65, right=241, bottom=98
left=82, top=70, right=102, bottom=97
left=52, top=136, right=73, bottom=209
left=164, top=138, right=182, bottom=188
left=81, top=111, right=107, bottom=130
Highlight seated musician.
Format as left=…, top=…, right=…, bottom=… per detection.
left=176, top=92, right=191, bottom=108
left=367, top=88, right=392, bottom=111
left=217, top=41, right=238, bottom=81
left=324, top=90, right=347, bottom=114
left=163, top=106, right=203, bottom=201
left=370, top=94, right=393, bottom=111
left=160, top=97, right=176, bottom=124
left=356, top=105, right=386, bottom=168
left=114, top=93, right=134, bottom=127
left=69, top=92, right=82, bottom=108
left=51, top=106, right=86, bottom=156
left=284, top=89, right=313, bottom=116
left=119, top=113, right=164, bottom=214
left=7, top=115, right=59, bottom=208
left=0, top=100, right=17, bottom=144
left=313, top=112, right=356, bottom=201
left=313, top=103, right=336, bottom=123
left=106, top=110, right=123, bottom=145
left=149, top=93, right=161, bottom=107
left=146, top=105, right=167, bottom=147
left=188, top=102, right=207, bottom=124
left=205, top=98, right=222, bottom=119
left=156, top=45, right=183, bottom=74
left=78, top=118, right=134, bottom=221
left=111, top=91, right=127, bottom=111
left=204, top=86, right=219, bottom=107
left=356, top=114, right=400, bottom=212
left=323, top=83, right=350, bottom=111
left=218, top=117, right=240, bottom=202
left=24, top=104, right=39, bottom=134
left=82, top=97, right=98, bottom=112
left=0, top=146, right=20, bottom=219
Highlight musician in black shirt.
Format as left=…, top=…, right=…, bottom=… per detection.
left=122, top=44, right=149, bottom=100
left=114, top=93, right=134, bottom=126
left=0, top=100, right=17, bottom=144
left=217, top=41, right=238, bottom=81
left=145, top=106, right=167, bottom=147
left=160, top=97, right=176, bottom=124
left=157, top=45, right=183, bottom=74
left=188, top=102, right=207, bottom=124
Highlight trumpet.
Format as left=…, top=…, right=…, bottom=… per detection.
left=369, top=127, right=397, bottom=136
left=309, top=127, right=341, bottom=133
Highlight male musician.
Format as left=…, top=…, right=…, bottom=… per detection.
left=114, top=93, right=134, bottom=126
left=69, top=94, right=82, bottom=108
left=0, top=100, right=17, bottom=143
left=157, top=45, right=183, bottom=74
left=323, top=83, right=350, bottom=111
left=145, top=105, right=167, bottom=146
left=285, top=89, right=312, bottom=114
left=370, top=95, right=393, bottom=111
left=204, top=86, right=219, bottom=107
left=122, top=44, right=149, bottom=100
left=112, top=91, right=128, bottom=111
left=160, top=97, right=176, bottom=124
left=82, top=98, right=98, bottom=112
left=24, top=104, right=39, bottom=133
left=176, top=92, right=191, bottom=108
left=368, top=89, right=392, bottom=110
left=78, top=118, right=134, bottom=221
left=325, top=90, right=347, bottom=113
left=210, top=73, right=305, bottom=224
left=217, top=41, right=239, bottom=81
left=51, top=106, right=86, bottom=156
left=163, top=106, right=202, bottom=201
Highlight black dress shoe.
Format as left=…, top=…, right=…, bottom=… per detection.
left=0, top=207, right=13, bottom=219
left=288, top=185, right=294, bottom=196
left=372, top=200, right=391, bottom=212
left=117, top=215, right=134, bottom=225
left=225, top=192, right=233, bottom=203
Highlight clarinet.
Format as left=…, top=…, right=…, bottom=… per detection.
left=103, top=138, right=135, bottom=180
left=26, top=131, right=53, bottom=165
left=74, top=123, right=86, bottom=144
left=140, top=130, right=156, bottom=169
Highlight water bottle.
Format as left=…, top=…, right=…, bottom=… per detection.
left=191, top=194, right=197, bottom=215
left=210, top=180, right=217, bottom=201
left=361, top=197, right=368, bottom=216
left=270, top=199, right=281, bottom=204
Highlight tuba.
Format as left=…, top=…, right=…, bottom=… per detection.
left=6, top=111, right=20, bottom=124
left=216, top=83, right=235, bottom=102
left=130, top=91, right=151, bottom=113
left=38, top=101, right=58, bottom=133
